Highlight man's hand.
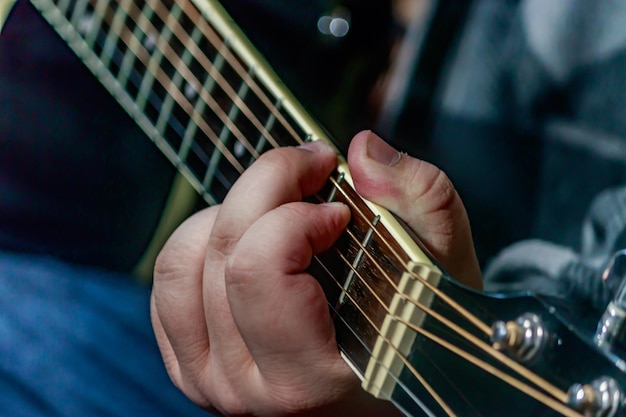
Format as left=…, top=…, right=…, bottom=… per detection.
left=150, top=131, right=481, bottom=416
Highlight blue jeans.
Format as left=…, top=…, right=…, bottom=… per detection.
left=0, top=251, right=212, bottom=417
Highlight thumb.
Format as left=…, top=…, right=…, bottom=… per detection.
left=347, top=130, right=482, bottom=289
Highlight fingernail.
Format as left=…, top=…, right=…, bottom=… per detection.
left=298, top=139, right=335, bottom=153
left=364, top=131, right=401, bottom=166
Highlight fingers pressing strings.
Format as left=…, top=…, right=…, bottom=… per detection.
left=79, top=1, right=578, bottom=414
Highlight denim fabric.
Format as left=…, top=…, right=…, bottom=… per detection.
left=0, top=251, right=211, bottom=417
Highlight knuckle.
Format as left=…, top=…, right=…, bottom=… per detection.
left=411, top=161, right=457, bottom=213
left=153, top=243, right=182, bottom=281
left=255, top=147, right=298, bottom=173
left=223, top=247, right=257, bottom=289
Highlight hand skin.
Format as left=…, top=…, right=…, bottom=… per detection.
left=150, top=130, right=482, bottom=417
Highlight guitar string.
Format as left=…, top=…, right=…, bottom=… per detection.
left=147, top=0, right=294, bottom=150
left=60, top=0, right=575, bottom=413
left=318, top=249, right=581, bottom=417
left=324, top=181, right=571, bottom=404
left=95, top=0, right=312, bottom=200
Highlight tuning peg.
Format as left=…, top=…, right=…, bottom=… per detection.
left=602, top=250, right=626, bottom=304
left=567, top=376, right=624, bottom=417
left=491, top=313, right=548, bottom=362
left=595, top=250, right=626, bottom=350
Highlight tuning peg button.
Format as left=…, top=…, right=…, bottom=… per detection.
left=567, top=377, right=624, bottom=417
left=602, top=250, right=626, bottom=306
left=595, top=250, right=626, bottom=350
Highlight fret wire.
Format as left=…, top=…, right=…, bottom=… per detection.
left=178, top=31, right=222, bottom=163
left=202, top=67, right=252, bottom=189
left=83, top=0, right=106, bottom=48
left=69, top=0, right=89, bottom=34
left=106, top=0, right=245, bottom=174
left=56, top=0, right=72, bottom=18
left=256, top=98, right=280, bottom=152
left=154, top=79, right=179, bottom=138
left=134, top=2, right=171, bottom=112
left=178, top=2, right=303, bottom=147
left=338, top=215, right=380, bottom=306
left=117, top=1, right=152, bottom=87
left=116, top=45, right=138, bottom=91
left=155, top=6, right=188, bottom=138
left=116, top=0, right=153, bottom=87
left=142, top=0, right=269, bottom=160
left=183, top=42, right=228, bottom=195
left=99, top=0, right=129, bottom=68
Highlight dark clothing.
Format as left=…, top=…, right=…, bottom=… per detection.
left=0, top=0, right=177, bottom=271
left=405, top=0, right=626, bottom=313
left=392, top=0, right=626, bottom=279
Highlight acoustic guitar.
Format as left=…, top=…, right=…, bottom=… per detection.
left=3, top=0, right=625, bottom=415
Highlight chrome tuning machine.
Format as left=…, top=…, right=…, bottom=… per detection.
left=595, top=250, right=626, bottom=351
left=491, top=313, right=548, bottom=362
left=567, top=377, right=625, bottom=417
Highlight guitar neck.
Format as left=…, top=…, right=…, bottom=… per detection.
left=28, top=0, right=442, bottom=411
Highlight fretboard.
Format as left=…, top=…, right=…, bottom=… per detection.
left=28, top=0, right=443, bottom=410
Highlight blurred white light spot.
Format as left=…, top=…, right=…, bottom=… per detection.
left=318, top=14, right=350, bottom=38
left=234, top=140, right=246, bottom=158
left=329, top=18, right=350, bottom=37
left=144, top=32, right=157, bottom=52
left=317, top=16, right=333, bottom=35
left=184, top=81, right=199, bottom=100
left=78, top=13, right=94, bottom=36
